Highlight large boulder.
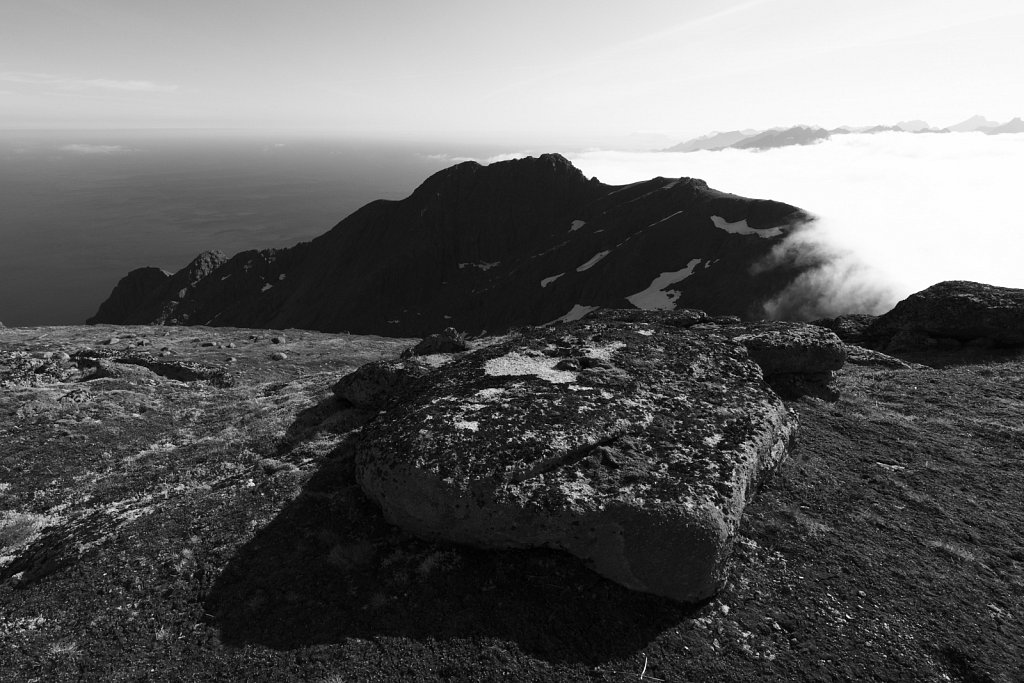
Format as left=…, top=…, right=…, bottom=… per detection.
left=864, top=281, right=1024, bottom=351
left=350, top=312, right=797, bottom=603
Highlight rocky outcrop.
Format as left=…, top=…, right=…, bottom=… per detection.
left=72, top=348, right=233, bottom=386
left=862, top=281, right=1024, bottom=352
left=86, top=252, right=230, bottom=326
left=87, top=267, right=172, bottom=325
left=89, top=154, right=811, bottom=335
left=348, top=310, right=810, bottom=603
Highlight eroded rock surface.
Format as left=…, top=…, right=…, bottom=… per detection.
left=352, top=312, right=798, bottom=603
left=587, top=310, right=846, bottom=400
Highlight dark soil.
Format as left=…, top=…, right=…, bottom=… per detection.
left=1, top=324, right=1021, bottom=681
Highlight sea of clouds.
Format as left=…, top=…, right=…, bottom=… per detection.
left=556, top=131, right=1024, bottom=320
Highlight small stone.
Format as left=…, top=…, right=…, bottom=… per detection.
left=271, top=335, right=286, bottom=344
left=226, top=356, right=237, bottom=363
left=200, top=341, right=216, bottom=347
left=259, top=458, right=298, bottom=475
left=160, top=351, right=172, bottom=358
left=103, top=337, right=120, bottom=345
left=271, top=352, right=287, bottom=361
left=226, top=342, right=236, bottom=348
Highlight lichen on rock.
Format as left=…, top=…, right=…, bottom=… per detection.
left=350, top=311, right=800, bottom=603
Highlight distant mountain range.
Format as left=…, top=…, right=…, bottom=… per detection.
left=89, top=154, right=812, bottom=335
left=664, top=115, right=1024, bottom=152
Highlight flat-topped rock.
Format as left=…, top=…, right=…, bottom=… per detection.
left=707, top=321, right=846, bottom=376
left=351, top=312, right=797, bottom=603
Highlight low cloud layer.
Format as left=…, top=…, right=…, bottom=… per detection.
left=0, top=71, right=178, bottom=93
left=59, top=144, right=132, bottom=155
left=568, top=132, right=1024, bottom=319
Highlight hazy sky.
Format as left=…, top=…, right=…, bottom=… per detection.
left=2, top=0, right=1022, bottom=144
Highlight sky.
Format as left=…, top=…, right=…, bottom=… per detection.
left=2, top=0, right=1023, bottom=145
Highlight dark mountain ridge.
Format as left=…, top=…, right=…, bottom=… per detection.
left=90, top=154, right=811, bottom=336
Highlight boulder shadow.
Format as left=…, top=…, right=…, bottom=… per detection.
left=205, top=432, right=699, bottom=666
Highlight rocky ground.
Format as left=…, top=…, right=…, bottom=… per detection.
left=1, top=323, right=1022, bottom=681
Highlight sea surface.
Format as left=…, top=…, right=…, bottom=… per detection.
left=0, top=130, right=501, bottom=326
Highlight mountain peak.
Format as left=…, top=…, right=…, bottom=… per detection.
left=947, top=115, right=1000, bottom=132
left=413, top=153, right=590, bottom=197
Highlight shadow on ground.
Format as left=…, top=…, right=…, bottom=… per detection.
left=890, top=346, right=1024, bottom=369
left=205, top=404, right=697, bottom=666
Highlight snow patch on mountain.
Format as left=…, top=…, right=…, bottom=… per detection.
left=710, top=216, right=783, bottom=238
left=540, top=273, right=565, bottom=288
left=459, top=261, right=501, bottom=271
left=649, top=210, right=685, bottom=228
left=626, top=259, right=703, bottom=310
left=550, top=304, right=598, bottom=324
left=576, top=251, right=610, bottom=272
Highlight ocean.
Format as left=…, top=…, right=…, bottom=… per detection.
left=0, top=130, right=501, bottom=327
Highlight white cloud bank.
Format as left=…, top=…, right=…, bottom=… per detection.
left=60, top=144, right=131, bottom=155
left=568, top=132, right=1024, bottom=319
left=0, top=71, right=177, bottom=93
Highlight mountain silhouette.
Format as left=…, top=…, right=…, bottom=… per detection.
left=89, top=154, right=811, bottom=335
